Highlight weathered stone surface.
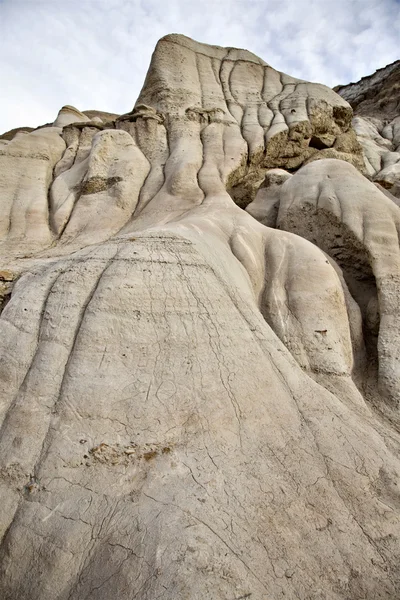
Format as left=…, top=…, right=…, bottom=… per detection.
left=337, top=61, right=400, bottom=197
left=50, top=129, right=149, bottom=245
left=336, top=60, right=400, bottom=119
left=0, top=126, right=65, bottom=256
left=53, top=104, right=89, bottom=128
left=0, top=34, right=400, bottom=600
left=246, top=168, right=291, bottom=227
left=0, top=126, right=35, bottom=142
left=276, top=159, right=400, bottom=414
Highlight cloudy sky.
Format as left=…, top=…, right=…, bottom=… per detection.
left=0, top=0, right=399, bottom=133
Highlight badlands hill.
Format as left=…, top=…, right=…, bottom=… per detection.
left=0, top=34, right=400, bottom=599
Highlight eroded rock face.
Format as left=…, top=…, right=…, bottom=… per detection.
left=337, top=61, right=400, bottom=197
left=0, top=34, right=400, bottom=600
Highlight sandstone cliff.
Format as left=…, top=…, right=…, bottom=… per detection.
left=0, top=35, right=400, bottom=600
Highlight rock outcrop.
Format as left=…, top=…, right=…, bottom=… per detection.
left=337, top=60, right=400, bottom=197
left=0, top=34, right=400, bottom=600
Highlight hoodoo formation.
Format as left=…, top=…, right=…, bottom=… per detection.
left=0, top=35, right=400, bottom=599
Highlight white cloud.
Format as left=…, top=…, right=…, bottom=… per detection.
left=0, top=0, right=399, bottom=132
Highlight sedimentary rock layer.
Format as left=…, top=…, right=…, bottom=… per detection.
left=0, top=34, right=400, bottom=600
left=337, top=60, right=400, bottom=197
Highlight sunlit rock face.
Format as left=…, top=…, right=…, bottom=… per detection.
left=0, top=34, right=400, bottom=600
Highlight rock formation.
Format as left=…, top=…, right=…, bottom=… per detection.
left=336, top=60, right=400, bottom=198
left=0, top=34, right=400, bottom=599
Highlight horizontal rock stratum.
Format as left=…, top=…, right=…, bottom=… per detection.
left=0, top=34, right=400, bottom=599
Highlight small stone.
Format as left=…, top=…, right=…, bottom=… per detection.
left=285, top=569, right=294, bottom=578
left=0, top=270, right=14, bottom=281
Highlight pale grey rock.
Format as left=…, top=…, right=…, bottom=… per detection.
left=246, top=168, right=292, bottom=227
left=0, top=126, right=65, bottom=256
left=0, top=34, right=399, bottom=600
left=52, top=129, right=150, bottom=246
left=53, top=104, right=89, bottom=128
left=351, top=114, right=400, bottom=193
left=277, top=158, right=400, bottom=415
